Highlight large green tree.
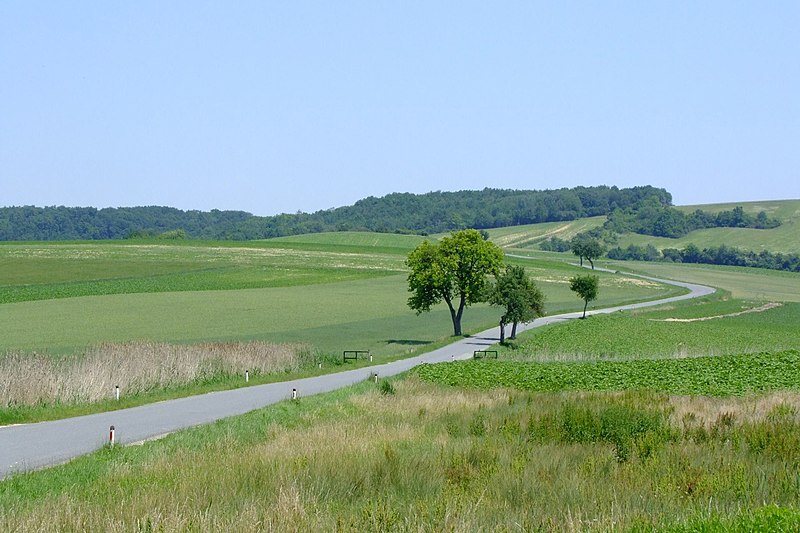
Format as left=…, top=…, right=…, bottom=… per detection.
left=570, top=235, right=606, bottom=269
left=488, top=264, right=546, bottom=343
left=406, top=229, right=504, bottom=336
left=569, top=274, right=599, bottom=319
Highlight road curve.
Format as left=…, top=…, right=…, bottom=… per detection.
left=0, top=268, right=714, bottom=479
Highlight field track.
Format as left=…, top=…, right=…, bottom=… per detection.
left=0, top=269, right=713, bottom=479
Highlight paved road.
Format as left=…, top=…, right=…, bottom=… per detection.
left=0, top=269, right=714, bottom=479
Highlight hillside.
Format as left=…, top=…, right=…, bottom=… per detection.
left=0, top=185, right=669, bottom=241
left=617, top=199, right=800, bottom=254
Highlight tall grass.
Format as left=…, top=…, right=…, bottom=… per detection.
left=2, top=380, right=799, bottom=531
left=0, top=341, right=308, bottom=407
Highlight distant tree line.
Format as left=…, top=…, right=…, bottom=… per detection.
left=607, top=243, right=800, bottom=273
left=0, top=206, right=253, bottom=241
left=0, top=185, right=671, bottom=241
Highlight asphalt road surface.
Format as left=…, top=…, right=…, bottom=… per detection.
left=0, top=269, right=714, bottom=479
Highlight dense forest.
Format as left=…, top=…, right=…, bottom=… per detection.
left=0, top=185, right=671, bottom=241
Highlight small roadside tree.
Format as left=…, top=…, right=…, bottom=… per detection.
left=488, top=264, right=546, bottom=343
left=571, top=236, right=606, bottom=269
left=406, top=229, right=504, bottom=336
left=569, top=274, right=599, bottom=319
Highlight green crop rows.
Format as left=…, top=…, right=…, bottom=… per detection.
left=414, top=350, right=800, bottom=396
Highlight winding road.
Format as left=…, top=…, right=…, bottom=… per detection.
left=0, top=270, right=714, bottom=479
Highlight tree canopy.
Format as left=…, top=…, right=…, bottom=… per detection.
left=570, top=236, right=606, bottom=269
left=569, top=274, right=600, bottom=319
left=488, top=264, right=546, bottom=342
left=406, top=229, right=504, bottom=336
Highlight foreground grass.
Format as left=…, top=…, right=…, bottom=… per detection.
left=2, top=379, right=799, bottom=531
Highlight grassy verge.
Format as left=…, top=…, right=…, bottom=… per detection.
left=2, top=378, right=799, bottom=530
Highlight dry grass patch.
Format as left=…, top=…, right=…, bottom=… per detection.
left=0, top=341, right=308, bottom=407
left=670, top=391, right=800, bottom=430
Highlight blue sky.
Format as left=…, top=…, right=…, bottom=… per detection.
left=2, top=2, right=798, bottom=216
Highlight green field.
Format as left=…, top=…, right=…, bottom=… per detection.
left=612, top=259, right=800, bottom=302
left=0, top=238, right=679, bottom=354
left=498, top=298, right=800, bottom=361
left=2, top=227, right=800, bottom=529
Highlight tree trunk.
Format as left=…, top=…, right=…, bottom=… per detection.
left=499, top=319, right=506, bottom=343
left=582, top=299, right=588, bottom=319
left=579, top=255, right=583, bottom=266
left=454, top=295, right=466, bottom=336
left=444, top=297, right=461, bottom=336
left=445, top=295, right=466, bottom=336
left=510, top=321, right=518, bottom=339
left=588, top=257, right=594, bottom=269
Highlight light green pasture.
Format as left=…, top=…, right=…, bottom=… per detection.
left=0, top=264, right=679, bottom=355
left=611, top=260, right=800, bottom=302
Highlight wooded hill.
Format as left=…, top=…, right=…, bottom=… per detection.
left=0, top=185, right=671, bottom=241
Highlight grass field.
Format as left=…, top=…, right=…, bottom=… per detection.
left=611, top=260, right=800, bottom=302
left=0, top=235, right=684, bottom=424
left=497, top=298, right=800, bottom=361
left=2, top=378, right=799, bottom=531
left=0, top=239, right=680, bottom=354
left=2, top=227, right=800, bottom=529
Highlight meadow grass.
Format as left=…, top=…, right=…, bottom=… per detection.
left=498, top=298, right=800, bottom=361
left=2, top=378, right=798, bottom=531
left=0, top=239, right=407, bottom=303
left=611, top=260, right=800, bottom=302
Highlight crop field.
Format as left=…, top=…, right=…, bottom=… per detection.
left=2, top=378, right=799, bottom=531
left=415, top=350, right=800, bottom=396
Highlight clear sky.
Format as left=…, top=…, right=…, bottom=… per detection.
left=2, top=2, right=798, bottom=216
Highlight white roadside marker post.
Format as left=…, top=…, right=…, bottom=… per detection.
left=292, top=388, right=297, bottom=400
left=109, top=426, right=115, bottom=447
left=245, top=369, right=249, bottom=383
left=370, top=353, right=373, bottom=362
left=374, top=373, right=378, bottom=383
left=115, top=385, right=120, bottom=401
